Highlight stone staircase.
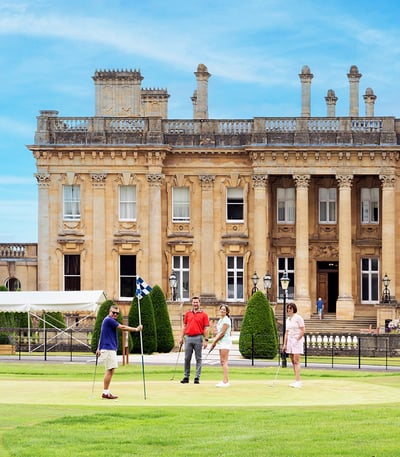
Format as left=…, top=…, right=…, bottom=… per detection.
left=304, top=314, right=378, bottom=335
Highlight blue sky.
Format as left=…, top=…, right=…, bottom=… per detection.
left=1, top=0, right=400, bottom=243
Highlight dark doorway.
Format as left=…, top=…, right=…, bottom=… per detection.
left=317, top=261, right=338, bottom=314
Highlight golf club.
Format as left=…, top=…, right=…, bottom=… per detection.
left=271, top=361, right=281, bottom=387
left=170, top=342, right=183, bottom=380
left=89, top=354, right=99, bottom=399
left=203, top=347, right=214, bottom=364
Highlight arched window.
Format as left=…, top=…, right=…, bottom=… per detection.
left=5, top=277, right=21, bottom=291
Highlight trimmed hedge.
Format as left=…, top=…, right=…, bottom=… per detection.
left=150, top=285, right=174, bottom=353
left=128, top=294, right=157, bottom=354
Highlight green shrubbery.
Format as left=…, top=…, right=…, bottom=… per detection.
left=239, top=291, right=278, bottom=359
left=150, top=285, right=174, bottom=353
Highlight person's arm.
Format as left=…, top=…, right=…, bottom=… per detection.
left=118, top=324, right=142, bottom=332
left=210, top=323, right=228, bottom=350
left=282, top=329, right=289, bottom=351
left=297, top=324, right=305, bottom=341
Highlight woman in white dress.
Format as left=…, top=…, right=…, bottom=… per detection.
left=210, top=304, right=232, bottom=387
left=283, top=303, right=305, bottom=388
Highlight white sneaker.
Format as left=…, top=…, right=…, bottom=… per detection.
left=290, top=381, right=302, bottom=388
left=216, top=381, right=230, bottom=387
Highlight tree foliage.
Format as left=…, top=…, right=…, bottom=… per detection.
left=128, top=294, right=157, bottom=354
left=150, top=285, right=174, bottom=353
left=239, top=291, right=278, bottom=359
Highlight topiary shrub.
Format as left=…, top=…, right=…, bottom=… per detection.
left=90, top=299, right=132, bottom=355
left=128, top=294, right=157, bottom=354
left=239, top=291, right=278, bottom=359
left=150, top=285, right=174, bottom=353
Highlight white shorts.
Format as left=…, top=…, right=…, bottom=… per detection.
left=286, top=337, right=304, bottom=355
left=216, top=342, right=231, bottom=350
left=100, top=350, right=118, bottom=370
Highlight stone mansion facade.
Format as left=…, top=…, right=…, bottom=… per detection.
left=17, top=63, right=400, bottom=327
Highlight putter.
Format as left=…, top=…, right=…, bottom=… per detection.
left=170, top=342, right=183, bottom=380
left=271, top=362, right=281, bottom=387
left=203, top=347, right=213, bottom=364
left=89, top=354, right=99, bottom=399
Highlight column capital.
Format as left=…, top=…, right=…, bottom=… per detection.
left=90, top=173, right=107, bottom=188
left=35, top=173, right=51, bottom=188
left=252, top=174, right=269, bottom=189
left=199, top=175, right=215, bottom=190
left=147, top=173, right=164, bottom=187
left=293, top=174, right=310, bottom=188
left=336, top=174, right=353, bottom=188
left=379, top=173, right=396, bottom=188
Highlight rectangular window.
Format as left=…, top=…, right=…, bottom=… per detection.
left=361, top=258, right=379, bottom=303
left=227, top=188, right=244, bottom=222
left=277, top=188, right=295, bottom=223
left=361, top=188, right=379, bottom=223
left=227, top=256, right=244, bottom=300
left=63, top=185, right=80, bottom=220
left=319, top=188, right=336, bottom=223
left=64, top=255, right=81, bottom=291
left=277, top=257, right=295, bottom=300
left=173, top=256, right=190, bottom=301
left=120, top=255, right=136, bottom=299
left=119, top=185, right=136, bottom=220
left=172, top=187, right=190, bottom=222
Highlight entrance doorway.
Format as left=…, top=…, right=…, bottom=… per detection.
left=317, top=261, right=338, bottom=314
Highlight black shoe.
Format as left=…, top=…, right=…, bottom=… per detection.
left=180, top=377, right=189, bottom=384
left=194, top=378, right=200, bottom=384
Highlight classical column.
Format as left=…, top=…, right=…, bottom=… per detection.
left=347, top=65, right=362, bottom=117
left=299, top=65, right=313, bottom=117
left=293, top=174, right=311, bottom=317
left=147, top=174, right=164, bottom=286
left=91, top=173, right=107, bottom=289
left=380, top=172, right=397, bottom=300
left=336, top=174, right=354, bottom=319
left=252, top=175, right=269, bottom=282
left=35, top=173, right=51, bottom=290
left=199, top=175, right=216, bottom=299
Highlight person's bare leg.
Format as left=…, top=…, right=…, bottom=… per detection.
left=219, top=349, right=230, bottom=383
left=104, top=368, right=114, bottom=390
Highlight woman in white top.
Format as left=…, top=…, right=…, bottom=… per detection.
left=210, top=304, right=232, bottom=387
left=283, top=303, right=305, bottom=389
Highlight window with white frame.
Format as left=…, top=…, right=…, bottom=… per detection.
left=226, top=188, right=244, bottom=222
left=361, top=258, right=379, bottom=303
left=227, top=256, right=244, bottom=300
left=120, top=255, right=136, bottom=299
left=172, top=187, right=190, bottom=222
left=277, top=257, right=295, bottom=300
left=319, top=188, right=336, bottom=223
left=173, top=255, right=190, bottom=300
left=277, top=187, right=295, bottom=223
left=361, top=188, right=379, bottom=224
left=119, top=185, right=136, bottom=221
left=64, top=255, right=81, bottom=291
left=63, top=185, right=80, bottom=220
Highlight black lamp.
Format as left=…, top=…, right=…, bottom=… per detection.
left=251, top=271, right=259, bottom=295
left=263, top=272, right=272, bottom=299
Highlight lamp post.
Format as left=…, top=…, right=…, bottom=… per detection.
left=382, top=273, right=390, bottom=303
left=251, top=271, right=259, bottom=295
left=263, top=272, right=272, bottom=300
left=280, top=271, right=290, bottom=368
left=169, top=270, right=177, bottom=301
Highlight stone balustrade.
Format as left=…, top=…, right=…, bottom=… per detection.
left=0, top=244, right=37, bottom=259
left=34, top=112, right=399, bottom=146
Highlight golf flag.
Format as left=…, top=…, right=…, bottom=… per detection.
left=136, top=276, right=152, bottom=299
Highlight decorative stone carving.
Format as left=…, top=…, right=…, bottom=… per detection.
left=147, top=174, right=164, bottom=187
left=199, top=175, right=215, bottom=190
left=293, top=174, right=310, bottom=188
left=90, top=173, right=107, bottom=187
left=252, top=174, right=268, bottom=188
left=35, top=173, right=51, bottom=188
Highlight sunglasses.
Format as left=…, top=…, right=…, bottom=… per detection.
left=112, top=311, right=120, bottom=315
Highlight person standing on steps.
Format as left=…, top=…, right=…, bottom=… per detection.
left=283, top=303, right=305, bottom=389
left=96, top=305, right=143, bottom=399
left=179, top=296, right=210, bottom=384
left=316, top=297, right=324, bottom=320
left=210, top=304, right=232, bottom=387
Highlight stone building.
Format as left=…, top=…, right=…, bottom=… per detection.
left=26, top=63, right=400, bottom=329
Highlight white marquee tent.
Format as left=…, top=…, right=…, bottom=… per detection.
left=0, top=290, right=107, bottom=353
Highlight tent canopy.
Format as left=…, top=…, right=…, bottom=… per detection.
left=0, top=290, right=106, bottom=313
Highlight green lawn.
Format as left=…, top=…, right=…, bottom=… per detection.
left=0, top=362, right=399, bottom=456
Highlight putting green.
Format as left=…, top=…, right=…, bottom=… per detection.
left=2, top=376, right=396, bottom=407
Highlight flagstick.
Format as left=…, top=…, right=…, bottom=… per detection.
left=137, top=296, right=147, bottom=400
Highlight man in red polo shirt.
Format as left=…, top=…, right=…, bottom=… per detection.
left=179, top=296, right=210, bottom=384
